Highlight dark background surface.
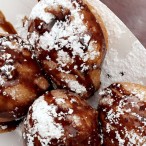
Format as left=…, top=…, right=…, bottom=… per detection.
left=100, top=0, right=146, bottom=48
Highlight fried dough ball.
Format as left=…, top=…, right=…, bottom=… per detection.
left=23, top=90, right=100, bottom=146
left=27, top=0, right=107, bottom=99
left=98, top=83, right=146, bottom=146
left=0, top=34, right=49, bottom=123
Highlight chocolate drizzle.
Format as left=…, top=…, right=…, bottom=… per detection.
left=0, top=11, right=17, bottom=34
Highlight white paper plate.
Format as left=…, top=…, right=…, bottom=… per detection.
left=0, top=0, right=146, bottom=145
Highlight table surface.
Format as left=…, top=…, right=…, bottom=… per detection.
left=100, top=0, right=146, bottom=48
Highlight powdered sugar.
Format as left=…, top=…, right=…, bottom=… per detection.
left=125, top=129, right=146, bottom=146
left=15, top=15, right=29, bottom=41
left=40, top=0, right=73, bottom=12
left=55, top=98, right=66, bottom=105
left=57, top=50, right=72, bottom=67
left=65, top=79, right=87, bottom=94
left=29, top=0, right=100, bottom=70
left=30, top=1, right=55, bottom=24
left=131, top=90, right=146, bottom=102
left=25, top=96, right=64, bottom=146
left=0, top=51, right=15, bottom=85
left=111, top=128, right=146, bottom=146
left=0, top=64, right=15, bottom=79
left=115, top=131, right=125, bottom=146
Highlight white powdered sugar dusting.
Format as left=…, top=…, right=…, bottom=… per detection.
left=55, top=98, right=66, bottom=105
left=0, top=64, right=15, bottom=79
left=57, top=50, right=72, bottom=67
left=29, top=31, right=39, bottom=47
left=0, top=35, right=31, bottom=51
left=115, top=131, right=125, bottom=146
left=25, top=96, right=64, bottom=146
left=0, top=52, right=15, bottom=85
left=1, top=41, right=16, bottom=49
left=27, top=0, right=102, bottom=96
left=65, top=79, right=87, bottom=94
left=43, top=0, right=72, bottom=8
left=132, top=90, right=146, bottom=102
left=15, top=15, right=29, bottom=41
left=30, top=1, right=55, bottom=23
left=29, top=0, right=99, bottom=68
left=125, top=129, right=146, bottom=146
left=112, top=127, right=146, bottom=146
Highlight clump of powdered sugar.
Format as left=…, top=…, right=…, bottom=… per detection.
left=15, top=15, right=29, bottom=41
left=65, top=79, right=87, bottom=94
left=24, top=96, right=64, bottom=146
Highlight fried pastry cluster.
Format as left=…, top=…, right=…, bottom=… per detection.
left=0, top=0, right=108, bottom=145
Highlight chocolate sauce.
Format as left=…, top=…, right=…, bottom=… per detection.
left=0, top=11, right=17, bottom=34
left=0, top=120, right=21, bottom=133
